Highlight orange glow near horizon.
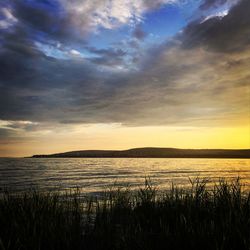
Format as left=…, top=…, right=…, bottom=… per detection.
left=0, top=124, right=249, bottom=157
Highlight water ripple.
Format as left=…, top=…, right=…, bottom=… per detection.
left=0, top=158, right=249, bottom=193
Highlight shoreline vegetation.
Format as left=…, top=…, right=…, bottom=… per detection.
left=1, top=178, right=250, bottom=250
left=31, top=147, right=250, bottom=158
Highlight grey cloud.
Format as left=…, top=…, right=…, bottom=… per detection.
left=143, top=0, right=174, bottom=10
left=0, top=126, right=29, bottom=146
left=10, top=0, right=75, bottom=43
left=0, top=26, right=45, bottom=84
left=199, top=0, right=229, bottom=10
left=86, top=47, right=127, bottom=67
left=133, top=26, right=147, bottom=41
left=127, top=40, right=140, bottom=49
left=0, top=0, right=249, bottom=128
left=0, top=24, right=109, bottom=122
left=89, top=57, right=125, bottom=67
left=86, top=47, right=126, bottom=57
left=0, top=45, right=249, bottom=127
left=0, top=128, right=13, bottom=139
left=182, top=0, right=250, bottom=53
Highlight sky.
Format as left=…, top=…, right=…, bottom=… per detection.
left=0, top=0, right=249, bottom=157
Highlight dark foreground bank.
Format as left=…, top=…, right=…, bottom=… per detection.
left=1, top=179, right=250, bottom=250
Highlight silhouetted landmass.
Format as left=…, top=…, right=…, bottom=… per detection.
left=32, top=147, right=250, bottom=158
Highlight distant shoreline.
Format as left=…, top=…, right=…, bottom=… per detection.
left=31, top=147, right=250, bottom=159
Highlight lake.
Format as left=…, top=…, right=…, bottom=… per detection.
left=1, top=158, right=250, bottom=194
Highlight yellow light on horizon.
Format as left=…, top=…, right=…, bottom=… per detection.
left=0, top=124, right=249, bottom=157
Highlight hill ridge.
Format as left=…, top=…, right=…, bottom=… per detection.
left=32, top=147, right=250, bottom=158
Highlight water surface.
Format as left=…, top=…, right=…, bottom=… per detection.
left=0, top=158, right=250, bottom=194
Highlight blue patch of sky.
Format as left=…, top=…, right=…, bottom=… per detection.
left=142, top=5, right=185, bottom=42
left=143, top=0, right=204, bottom=42
left=86, top=0, right=203, bottom=52
left=35, top=41, right=67, bottom=59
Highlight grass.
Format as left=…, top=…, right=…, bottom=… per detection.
left=1, top=178, right=250, bottom=250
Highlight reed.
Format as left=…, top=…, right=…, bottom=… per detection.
left=1, top=178, right=250, bottom=250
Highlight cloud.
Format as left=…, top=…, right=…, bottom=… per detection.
left=0, top=7, right=17, bottom=29
left=0, top=0, right=179, bottom=70
left=70, top=49, right=82, bottom=57
left=85, top=46, right=127, bottom=67
left=6, top=0, right=177, bottom=43
left=0, top=0, right=249, bottom=131
left=182, top=0, right=250, bottom=53
left=12, top=0, right=75, bottom=40
left=199, top=0, right=239, bottom=10
left=132, top=26, right=147, bottom=40
left=59, top=0, right=177, bottom=31
left=201, top=9, right=229, bottom=22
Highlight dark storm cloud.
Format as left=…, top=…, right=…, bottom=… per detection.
left=12, top=0, right=60, bottom=32
left=0, top=0, right=249, bottom=129
left=0, top=25, right=45, bottom=84
left=10, top=0, right=74, bottom=43
left=0, top=57, right=109, bottom=122
left=0, top=14, right=110, bottom=121
left=0, top=15, right=127, bottom=123
left=182, top=0, right=250, bottom=53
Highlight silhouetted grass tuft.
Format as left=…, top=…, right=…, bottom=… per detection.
left=1, top=178, right=250, bottom=250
